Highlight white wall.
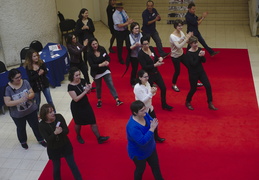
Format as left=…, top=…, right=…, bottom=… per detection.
left=0, top=0, right=59, bottom=66
left=55, top=0, right=100, bottom=21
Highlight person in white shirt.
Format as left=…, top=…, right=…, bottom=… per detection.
left=112, top=1, right=133, bottom=64
left=169, top=19, right=193, bottom=92
left=133, top=69, right=165, bottom=142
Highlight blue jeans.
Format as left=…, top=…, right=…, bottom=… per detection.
left=34, top=87, right=55, bottom=111
left=12, top=110, right=43, bottom=143
left=94, top=73, right=118, bottom=100
left=52, top=153, right=82, bottom=180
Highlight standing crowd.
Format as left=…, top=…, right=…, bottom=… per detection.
left=3, top=1, right=219, bottom=179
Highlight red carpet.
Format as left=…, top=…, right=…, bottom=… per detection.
left=39, top=48, right=259, bottom=180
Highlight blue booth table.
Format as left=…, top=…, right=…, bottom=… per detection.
left=0, top=66, right=28, bottom=114
left=40, top=43, right=70, bottom=87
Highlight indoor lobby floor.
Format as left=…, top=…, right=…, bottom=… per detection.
left=0, top=21, right=258, bottom=180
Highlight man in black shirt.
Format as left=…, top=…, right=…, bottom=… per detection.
left=185, top=2, right=219, bottom=57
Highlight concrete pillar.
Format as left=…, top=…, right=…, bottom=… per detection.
left=0, top=0, right=59, bottom=66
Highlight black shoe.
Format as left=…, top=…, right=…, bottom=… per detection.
left=162, top=104, right=173, bottom=110
left=185, top=102, right=194, bottom=110
left=210, top=51, right=220, bottom=57
left=119, top=60, right=125, bottom=64
left=208, top=102, right=218, bottom=110
left=21, top=143, right=28, bottom=149
left=155, top=137, right=165, bottom=143
left=98, top=136, right=110, bottom=144
left=39, top=140, right=47, bottom=147
left=109, top=48, right=115, bottom=53
left=97, top=101, right=102, bottom=108
left=116, top=100, right=123, bottom=106
left=77, top=136, right=85, bottom=144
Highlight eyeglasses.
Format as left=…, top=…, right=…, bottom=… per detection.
left=134, top=27, right=140, bottom=29
left=142, top=43, right=149, bottom=45
left=143, top=76, right=149, bottom=79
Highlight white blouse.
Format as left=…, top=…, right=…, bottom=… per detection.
left=133, top=82, right=155, bottom=112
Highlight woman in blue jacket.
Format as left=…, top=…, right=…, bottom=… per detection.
left=126, top=100, right=164, bottom=180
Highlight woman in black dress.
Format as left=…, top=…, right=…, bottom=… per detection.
left=185, top=36, right=217, bottom=110
left=75, top=8, right=95, bottom=64
left=67, top=67, right=109, bottom=144
left=75, top=8, right=95, bottom=45
left=39, top=104, right=82, bottom=180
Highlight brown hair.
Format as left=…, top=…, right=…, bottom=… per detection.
left=39, top=104, right=54, bottom=122
left=188, top=36, right=198, bottom=44
left=24, top=49, right=44, bottom=70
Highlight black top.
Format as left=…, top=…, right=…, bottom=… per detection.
left=67, top=42, right=87, bottom=64
left=26, top=63, right=49, bottom=93
left=39, top=114, right=72, bottom=160
left=185, top=11, right=200, bottom=36
left=185, top=47, right=206, bottom=74
left=106, top=4, right=115, bottom=30
left=141, top=8, right=159, bottom=34
left=138, top=46, right=159, bottom=75
left=75, top=18, right=95, bottom=44
left=88, top=46, right=110, bottom=78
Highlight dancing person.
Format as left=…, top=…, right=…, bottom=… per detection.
left=126, top=100, right=164, bottom=180
left=169, top=19, right=193, bottom=92
left=185, top=36, right=218, bottom=110
left=138, top=36, right=173, bottom=110
left=125, top=22, right=143, bottom=87
left=141, top=0, right=169, bottom=57
left=24, top=49, right=55, bottom=111
left=4, top=68, right=46, bottom=149
left=185, top=2, right=219, bottom=57
left=88, top=38, right=123, bottom=108
left=39, top=104, right=82, bottom=180
left=112, top=1, right=134, bottom=64
left=106, top=0, right=116, bottom=53
left=68, top=67, right=109, bottom=144
left=134, top=70, right=165, bottom=142
left=66, top=33, right=91, bottom=85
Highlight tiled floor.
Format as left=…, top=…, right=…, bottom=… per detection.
left=0, top=21, right=258, bottom=180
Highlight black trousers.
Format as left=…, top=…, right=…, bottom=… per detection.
left=171, top=54, right=188, bottom=84
left=130, top=57, right=139, bottom=85
left=133, top=149, right=164, bottom=180
left=52, top=153, right=82, bottom=180
left=148, top=71, right=167, bottom=106
left=186, top=70, right=212, bottom=103
left=115, top=30, right=129, bottom=61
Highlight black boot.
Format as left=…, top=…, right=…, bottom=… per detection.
left=98, top=136, right=110, bottom=144
left=208, top=102, right=218, bottom=110
left=185, top=101, right=194, bottom=110
left=154, top=128, right=165, bottom=143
